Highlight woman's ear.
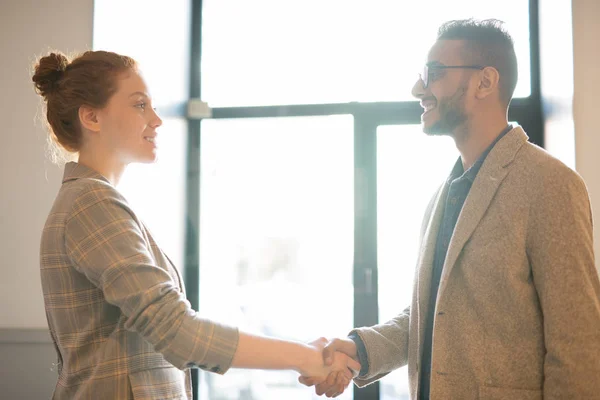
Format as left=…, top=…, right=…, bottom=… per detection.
left=78, top=105, right=101, bottom=133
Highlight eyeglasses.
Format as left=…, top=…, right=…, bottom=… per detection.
left=420, top=64, right=485, bottom=88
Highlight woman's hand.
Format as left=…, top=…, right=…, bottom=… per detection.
left=297, top=337, right=361, bottom=397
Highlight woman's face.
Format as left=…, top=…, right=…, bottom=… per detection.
left=96, top=70, right=163, bottom=164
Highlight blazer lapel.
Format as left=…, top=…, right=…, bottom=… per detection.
left=417, top=183, right=449, bottom=348
left=436, top=127, right=529, bottom=299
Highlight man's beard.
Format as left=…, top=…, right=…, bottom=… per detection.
left=424, top=87, right=468, bottom=136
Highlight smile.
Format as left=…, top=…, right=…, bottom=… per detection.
left=420, top=100, right=437, bottom=113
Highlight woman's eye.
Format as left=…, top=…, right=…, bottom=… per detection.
left=136, top=102, right=146, bottom=110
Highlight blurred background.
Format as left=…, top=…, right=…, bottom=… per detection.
left=1, top=0, right=598, bottom=399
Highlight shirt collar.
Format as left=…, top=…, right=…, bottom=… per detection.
left=448, top=124, right=513, bottom=183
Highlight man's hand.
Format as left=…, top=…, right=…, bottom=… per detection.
left=322, top=337, right=358, bottom=366
left=298, top=337, right=361, bottom=397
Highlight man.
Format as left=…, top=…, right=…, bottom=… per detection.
left=300, top=19, right=600, bottom=399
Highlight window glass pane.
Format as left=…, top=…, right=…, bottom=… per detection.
left=118, top=118, right=188, bottom=271
left=202, top=0, right=530, bottom=107
left=377, top=125, right=458, bottom=400
left=198, top=115, right=354, bottom=400
left=93, top=0, right=191, bottom=107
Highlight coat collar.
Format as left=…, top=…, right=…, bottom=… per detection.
left=62, top=162, right=111, bottom=185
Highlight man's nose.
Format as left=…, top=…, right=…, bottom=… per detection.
left=411, top=77, right=425, bottom=99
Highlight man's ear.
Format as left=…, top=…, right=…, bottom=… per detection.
left=476, top=66, right=500, bottom=99
left=78, top=105, right=101, bottom=133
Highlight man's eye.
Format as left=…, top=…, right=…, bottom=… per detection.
left=430, top=70, right=443, bottom=80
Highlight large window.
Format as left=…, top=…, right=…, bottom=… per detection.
left=197, top=116, right=354, bottom=400
left=94, top=1, right=542, bottom=399
left=202, top=0, right=531, bottom=106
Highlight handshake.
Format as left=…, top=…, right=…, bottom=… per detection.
left=298, top=337, right=361, bottom=398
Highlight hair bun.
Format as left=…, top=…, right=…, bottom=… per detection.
left=32, top=52, right=69, bottom=97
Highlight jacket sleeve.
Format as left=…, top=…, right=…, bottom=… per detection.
left=65, top=182, right=239, bottom=374
left=350, top=307, right=411, bottom=387
left=527, top=166, right=600, bottom=399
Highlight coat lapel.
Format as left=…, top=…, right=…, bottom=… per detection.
left=417, top=183, right=449, bottom=348
left=436, top=127, right=529, bottom=299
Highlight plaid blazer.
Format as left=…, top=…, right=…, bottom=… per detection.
left=40, top=162, right=239, bottom=399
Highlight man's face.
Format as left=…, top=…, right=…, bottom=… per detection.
left=412, top=40, right=479, bottom=136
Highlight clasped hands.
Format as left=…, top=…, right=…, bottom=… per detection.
left=299, top=337, right=360, bottom=398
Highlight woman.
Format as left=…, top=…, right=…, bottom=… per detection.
left=34, top=50, right=358, bottom=399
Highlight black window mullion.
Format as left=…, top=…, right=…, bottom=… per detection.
left=508, top=102, right=544, bottom=147
left=505, top=0, right=543, bottom=147
left=186, top=0, right=203, bottom=399
left=353, top=115, right=380, bottom=400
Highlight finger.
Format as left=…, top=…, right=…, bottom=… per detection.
left=334, top=373, right=350, bottom=390
left=347, top=356, right=361, bottom=373
left=335, top=371, right=345, bottom=385
left=325, top=384, right=342, bottom=398
left=315, top=381, right=334, bottom=396
left=298, top=376, right=316, bottom=387
left=316, top=337, right=328, bottom=345
left=340, top=367, right=353, bottom=380
left=326, top=373, right=345, bottom=398
left=332, top=385, right=345, bottom=398
left=322, top=340, right=339, bottom=365
left=334, top=375, right=349, bottom=394
left=324, top=338, right=357, bottom=365
left=326, top=371, right=338, bottom=387
left=315, top=381, right=325, bottom=396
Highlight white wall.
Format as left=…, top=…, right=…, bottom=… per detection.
left=0, top=0, right=94, bottom=396
left=0, top=0, right=94, bottom=329
left=572, top=0, right=600, bottom=264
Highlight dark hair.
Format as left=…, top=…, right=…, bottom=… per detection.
left=437, top=19, right=518, bottom=106
left=32, top=50, right=137, bottom=162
